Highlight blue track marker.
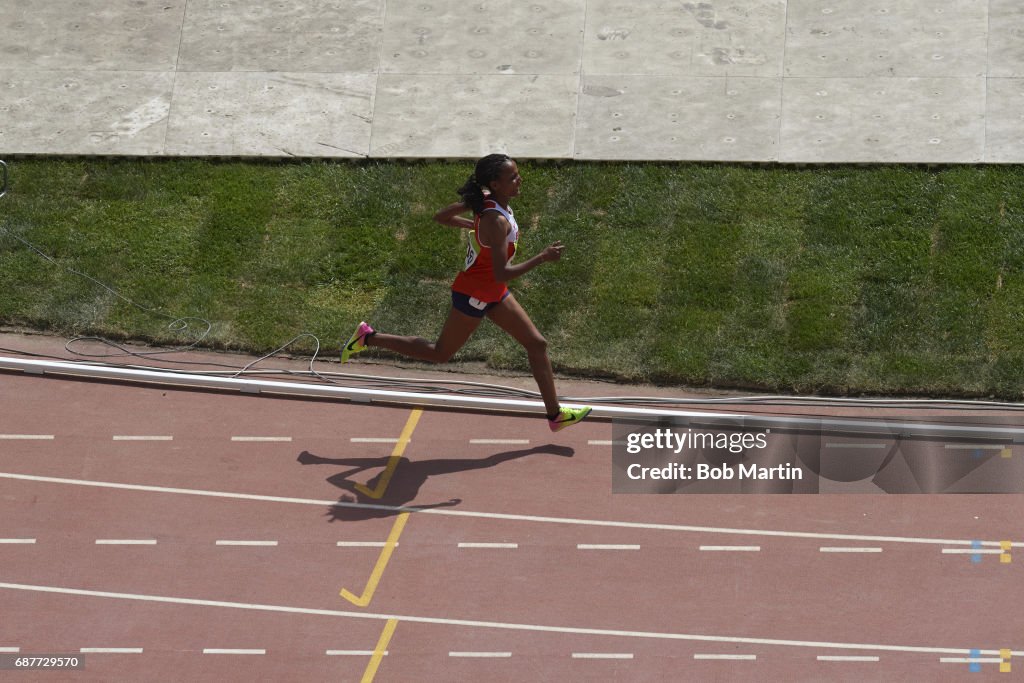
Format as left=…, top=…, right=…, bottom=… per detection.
left=971, top=540, right=983, bottom=564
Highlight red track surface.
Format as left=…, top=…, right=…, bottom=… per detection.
left=1, top=340, right=1022, bottom=682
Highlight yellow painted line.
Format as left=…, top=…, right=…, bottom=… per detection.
left=340, top=513, right=409, bottom=607
left=354, top=409, right=422, bottom=499
left=361, top=619, right=398, bottom=683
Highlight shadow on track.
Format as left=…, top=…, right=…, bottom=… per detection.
left=297, top=444, right=574, bottom=521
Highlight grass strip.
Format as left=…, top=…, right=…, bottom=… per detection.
left=2, top=158, right=1023, bottom=398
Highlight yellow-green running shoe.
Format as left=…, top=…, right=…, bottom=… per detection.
left=341, top=321, right=374, bottom=364
left=548, top=406, right=592, bottom=432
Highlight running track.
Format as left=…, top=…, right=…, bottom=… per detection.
left=1, top=369, right=1021, bottom=681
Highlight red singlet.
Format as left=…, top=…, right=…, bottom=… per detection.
left=451, top=199, right=519, bottom=303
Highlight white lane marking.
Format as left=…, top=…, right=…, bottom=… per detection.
left=0, top=435, right=54, bottom=440
left=587, top=440, right=614, bottom=446
left=824, top=442, right=886, bottom=449
left=469, top=439, right=529, bottom=445
left=458, top=542, right=518, bottom=549
left=0, top=647, right=20, bottom=653
left=819, top=547, right=883, bottom=553
left=215, top=540, right=278, bottom=547
left=0, top=471, right=1016, bottom=548
left=449, top=652, right=512, bottom=658
left=1, top=581, right=1021, bottom=657
left=112, top=436, right=172, bottom=441
left=337, top=541, right=398, bottom=548
left=694, top=654, right=757, bottom=660
left=326, top=650, right=389, bottom=656
left=572, top=652, right=634, bottom=659
left=95, top=540, right=157, bottom=546
left=350, top=438, right=401, bottom=443
left=203, top=649, right=265, bottom=655
left=577, top=544, right=640, bottom=550
left=700, top=546, right=761, bottom=552
left=231, top=436, right=292, bottom=442
left=80, top=648, right=143, bottom=654
left=0, top=539, right=35, bottom=544
left=818, top=655, right=880, bottom=661
left=940, top=657, right=1003, bottom=663
left=941, top=548, right=1003, bottom=555
left=944, top=444, right=1005, bottom=450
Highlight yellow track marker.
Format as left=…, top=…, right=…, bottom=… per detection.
left=355, top=409, right=422, bottom=499
left=1001, top=540, right=1012, bottom=564
left=360, top=619, right=398, bottom=683
left=340, top=512, right=409, bottom=607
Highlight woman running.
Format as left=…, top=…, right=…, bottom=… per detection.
left=341, top=153, right=591, bottom=432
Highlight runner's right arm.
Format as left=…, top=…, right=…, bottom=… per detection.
left=478, top=212, right=563, bottom=283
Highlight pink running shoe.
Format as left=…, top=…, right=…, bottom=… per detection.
left=341, top=321, right=375, bottom=364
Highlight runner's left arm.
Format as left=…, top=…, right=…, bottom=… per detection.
left=432, top=201, right=475, bottom=229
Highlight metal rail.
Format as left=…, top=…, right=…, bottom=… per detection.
left=2, top=356, right=1023, bottom=441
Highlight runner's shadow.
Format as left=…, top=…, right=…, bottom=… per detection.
left=297, top=444, right=574, bottom=522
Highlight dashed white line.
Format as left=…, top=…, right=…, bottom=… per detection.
left=0, top=647, right=20, bottom=653
left=457, top=542, right=518, bottom=549
left=215, top=540, right=278, bottom=547
left=0, top=539, right=35, bottom=544
left=694, top=654, right=757, bottom=660
left=0, top=471, right=1015, bottom=548
left=825, top=443, right=886, bottom=449
left=819, top=547, right=883, bottom=553
left=572, top=652, right=634, bottom=659
left=80, top=648, right=143, bottom=654
left=587, top=440, right=614, bottom=446
left=203, top=649, right=265, bottom=655
left=0, top=434, right=54, bottom=440
left=326, top=650, right=389, bottom=656
left=112, top=435, right=172, bottom=442
left=577, top=544, right=640, bottom=550
left=469, top=439, right=530, bottom=445
left=95, top=540, right=157, bottom=546
left=231, top=436, right=292, bottom=442
left=350, top=438, right=401, bottom=444
left=2, top=581, right=1021, bottom=657
left=449, top=652, right=512, bottom=658
left=943, top=444, right=1005, bottom=450
left=818, top=655, right=880, bottom=662
left=700, top=546, right=761, bottom=552
left=941, top=548, right=1003, bottom=555
left=940, top=657, right=1003, bottom=664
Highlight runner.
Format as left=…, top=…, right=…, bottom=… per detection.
left=341, top=153, right=591, bottom=432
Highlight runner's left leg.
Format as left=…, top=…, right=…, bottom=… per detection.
left=367, top=307, right=481, bottom=363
